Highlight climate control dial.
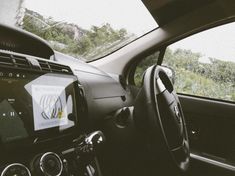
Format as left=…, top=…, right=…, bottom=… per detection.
left=33, top=152, right=63, bottom=176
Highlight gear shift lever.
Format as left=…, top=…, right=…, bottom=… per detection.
left=85, top=131, right=105, bottom=147
left=74, top=131, right=105, bottom=176
left=76, top=131, right=105, bottom=155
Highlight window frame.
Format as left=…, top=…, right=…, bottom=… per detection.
left=127, top=19, right=235, bottom=104
left=162, top=22, right=235, bottom=104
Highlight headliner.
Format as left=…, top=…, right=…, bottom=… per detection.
left=142, top=0, right=217, bottom=26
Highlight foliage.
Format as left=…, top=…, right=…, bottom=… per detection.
left=22, top=9, right=132, bottom=61
left=135, top=48, right=235, bottom=102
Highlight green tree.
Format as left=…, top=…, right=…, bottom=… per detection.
left=22, top=9, right=130, bottom=61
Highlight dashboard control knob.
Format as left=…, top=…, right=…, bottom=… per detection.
left=1, top=163, right=31, bottom=176
left=33, top=152, right=63, bottom=176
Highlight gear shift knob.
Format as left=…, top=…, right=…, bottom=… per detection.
left=85, top=131, right=105, bottom=146
left=76, top=131, right=105, bottom=155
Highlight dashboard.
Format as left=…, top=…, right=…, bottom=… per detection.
left=0, top=24, right=131, bottom=176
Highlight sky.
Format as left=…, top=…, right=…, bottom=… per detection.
left=170, top=22, right=235, bottom=62
left=24, top=0, right=158, bottom=35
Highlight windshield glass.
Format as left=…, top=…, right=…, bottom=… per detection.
left=0, top=0, right=158, bottom=62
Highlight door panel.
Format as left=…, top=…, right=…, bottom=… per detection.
left=179, top=94, right=235, bottom=175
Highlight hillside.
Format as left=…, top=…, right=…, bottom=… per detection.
left=22, top=9, right=133, bottom=61
left=135, top=48, right=235, bottom=102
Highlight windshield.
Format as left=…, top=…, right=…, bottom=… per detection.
left=0, top=0, right=158, bottom=62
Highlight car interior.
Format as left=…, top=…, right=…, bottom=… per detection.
left=0, top=0, right=234, bottom=176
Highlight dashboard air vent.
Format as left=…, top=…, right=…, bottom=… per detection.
left=48, top=62, right=73, bottom=74
left=12, top=55, right=31, bottom=69
left=0, top=52, right=14, bottom=66
left=0, top=52, right=72, bottom=75
left=38, top=60, right=72, bottom=74
left=38, top=60, right=51, bottom=72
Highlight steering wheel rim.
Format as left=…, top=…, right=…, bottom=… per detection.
left=134, top=65, right=190, bottom=172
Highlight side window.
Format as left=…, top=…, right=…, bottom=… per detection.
left=163, top=22, right=235, bottom=102
left=134, top=51, right=160, bottom=87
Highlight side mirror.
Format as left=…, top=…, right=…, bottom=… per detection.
left=160, top=65, right=175, bottom=84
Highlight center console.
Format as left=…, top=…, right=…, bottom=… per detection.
left=0, top=51, right=102, bottom=176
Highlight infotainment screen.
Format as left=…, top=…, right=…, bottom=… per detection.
left=0, top=70, right=78, bottom=144
left=31, top=85, right=69, bottom=131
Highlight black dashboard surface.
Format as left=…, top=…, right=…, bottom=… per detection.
left=54, top=52, right=133, bottom=124
left=0, top=24, right=54, bottom=59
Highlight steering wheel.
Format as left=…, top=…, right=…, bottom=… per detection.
left=134, top=65, right=190, bottom=173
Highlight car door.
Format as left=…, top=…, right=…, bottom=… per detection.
left=163, top=21, right=235, bottom=176
left=132, top=21, right=235, bottom=176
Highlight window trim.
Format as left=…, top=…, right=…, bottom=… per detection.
left=178, top=93, right=235, bottom=105
left=126, top=17, right=235, bottom=90
left=161, top=21, right=235, bottom=103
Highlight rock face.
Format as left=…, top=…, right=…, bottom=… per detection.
left=59, top=23, right=86, bottom=41
left=24, top=9, right=86, bottom=41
